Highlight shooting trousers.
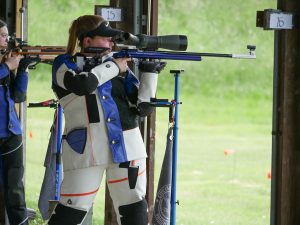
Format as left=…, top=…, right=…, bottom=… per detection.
left=58, top=158, right=147, bottom=225
left=0, top=134, right=28, bottom=225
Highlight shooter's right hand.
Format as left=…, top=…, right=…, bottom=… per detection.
left=112, top=57, right=131, bottom=73
left=18, top=57, right=41, bottom=72
left=4, top=52, right=22, bottom=71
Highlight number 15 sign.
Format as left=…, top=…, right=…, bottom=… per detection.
left=95, top=6, right=124, bottom=22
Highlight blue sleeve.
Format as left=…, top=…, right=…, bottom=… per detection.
left=52, top=54, right=99, bottom=96
left=52, top=54, right=78, bottom=86
left=0, top=63, right=10, bottom=79
left=13, top=70, right=29, bottom=103
left=124, top=69, right=139, bottom=104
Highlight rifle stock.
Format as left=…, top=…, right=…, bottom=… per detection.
left=11, top=46, right=66, bottom=63
left=3, top=36, right=66, bottom=65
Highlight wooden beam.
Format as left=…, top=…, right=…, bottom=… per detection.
left=274, top=1, right=300, bottom=224
left=15, top=0, right=28, bottom=188
left=141, top=1, right=158, bottom=223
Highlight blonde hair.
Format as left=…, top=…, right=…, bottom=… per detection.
left=67, top=15, right=105, bottom=55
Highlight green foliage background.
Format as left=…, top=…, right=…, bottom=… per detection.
left=24, top=0, right=276, bottom=224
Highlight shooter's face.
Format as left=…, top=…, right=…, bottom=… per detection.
left=0, top=26, right=8, bottom=50
left=83, top=36, right=114, bottom=56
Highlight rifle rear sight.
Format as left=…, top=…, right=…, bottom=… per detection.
left=247, top=45, right=256, bottom=54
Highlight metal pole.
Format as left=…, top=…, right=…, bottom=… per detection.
left=170, top=70, right=183, bottom=225
left=133, top=0, right=142, bottom=35
left=55, top=105, right=63, bottom=200
left=132, top=0, right=142, bottom=87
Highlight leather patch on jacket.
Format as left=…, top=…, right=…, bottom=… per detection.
left=85, top=94, right=100, bottom=123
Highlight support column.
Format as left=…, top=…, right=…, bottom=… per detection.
left=273, top=1, right=300, bottom=225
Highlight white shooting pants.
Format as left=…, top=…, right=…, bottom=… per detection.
left=59, top=158, right=147, bottom=225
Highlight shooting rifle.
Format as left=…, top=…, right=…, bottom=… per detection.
left=84, top=32, right=256, bottom=62
left=1, top=36, right=66, bottom=67
left=84, top=44, right=256, bottom=64
left=113, top=45, right=256, bottom=61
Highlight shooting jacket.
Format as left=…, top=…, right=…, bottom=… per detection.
left=52, top=53, right=158, bottom=171
left=0, top=63, right=28, bottom=138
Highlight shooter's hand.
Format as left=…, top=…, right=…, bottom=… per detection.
left=4, top=52, right=22, bottom=71
left=138, top=61, right=167, bottom=74
left=18, top=57, right=41, bottom=72
left=113, top=57, right=131, bottom=73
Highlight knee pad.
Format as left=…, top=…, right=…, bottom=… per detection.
left=119, top=199, right=148, bottom=225
left=48, top=203, right=87, bottom=225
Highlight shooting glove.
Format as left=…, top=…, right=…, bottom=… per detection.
left=138, top=61, right=167, bottom=74
left=17, top=57, right=41, bottom=72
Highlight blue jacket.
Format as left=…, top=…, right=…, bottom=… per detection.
left=0, top=63, right=28, bottom=138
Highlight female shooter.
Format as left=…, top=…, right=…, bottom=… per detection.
left=48, top=15, right=166, bottom=225
left=0, top=19, right=33, bottom=225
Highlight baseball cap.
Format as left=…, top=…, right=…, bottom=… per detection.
left=85, top=21, right=123, bottom=38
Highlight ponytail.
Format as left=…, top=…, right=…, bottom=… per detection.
left=66, top=15, right=104, bottom=56
left=67, top=19, right=79, bottom=55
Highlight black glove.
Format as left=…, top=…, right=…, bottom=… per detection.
left=138, top=61, right=166, bottom=74
left=18, top=57, right=41, bottom=72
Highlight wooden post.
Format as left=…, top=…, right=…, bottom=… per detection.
left=15, top=0, right=28, bottom=187
left=273, top=1, right=300, bottom=224
left=142, top=1, right=158, bottom=223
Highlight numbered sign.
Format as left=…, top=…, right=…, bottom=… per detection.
left=269, top=13, right=293, bottom=30
left=257, top=9, right=294, bottom=30
left=95, top=6, right=124, bottom=22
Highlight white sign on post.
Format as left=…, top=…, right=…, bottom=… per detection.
left=269, top=13, right=293, bottom=29
left=95, top=6, right=123, bottom=22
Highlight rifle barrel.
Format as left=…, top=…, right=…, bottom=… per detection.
left=115, top=50, right=255, bottom=60
left=116, top=50, right=202, bottom=61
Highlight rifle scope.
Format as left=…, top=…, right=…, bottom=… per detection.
left=114, top=32, right=188, bottom=51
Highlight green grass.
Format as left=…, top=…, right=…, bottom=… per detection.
left=22, top=0, right=276, bottom=224
left=154, top=94, right=271, bottom=225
